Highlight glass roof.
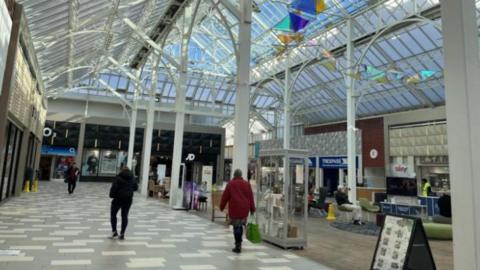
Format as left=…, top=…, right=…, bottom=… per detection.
left=16, top=0, right=464, bottom=132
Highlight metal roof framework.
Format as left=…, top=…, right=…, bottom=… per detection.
left=16, top=0, right=477, bottom=132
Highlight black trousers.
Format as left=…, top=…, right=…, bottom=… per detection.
left=67, top=181, right=76, bottom=194
left=110, top=198, right=133, bottom=235
left=233, top=224, right=243, bottom=245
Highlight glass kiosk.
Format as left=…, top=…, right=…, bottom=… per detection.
left=256, top=149, right=308, bottom=249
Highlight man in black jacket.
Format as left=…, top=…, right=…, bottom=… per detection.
left=109, top=167, right=138, bottom=240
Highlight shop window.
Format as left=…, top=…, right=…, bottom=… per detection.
left=0, top=123, right=22, bottom=201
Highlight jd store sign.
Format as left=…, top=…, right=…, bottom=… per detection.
left=185, top=153, right=196, bottom=161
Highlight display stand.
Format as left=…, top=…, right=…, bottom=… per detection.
left=371, top=214, right=436, bottom=270
left=256, top=149, right=308, bottom=249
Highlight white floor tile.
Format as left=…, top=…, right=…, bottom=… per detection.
left=0, top=256, right=34, bottom=262
left=180, top=253, right=212, bottom=258
left=102, top=251, right=136, bottom=256
left=180, top=265, right=217, bottom=270
left=258, top=258, right=291, bottom=263
left=58, top=248, right=95, bottom=253
left=10, top=245, right=47, bottom=250
left=51, top=259, right=92, bottom=266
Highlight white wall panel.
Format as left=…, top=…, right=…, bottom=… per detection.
left=0, top=0, right=11, bottom=94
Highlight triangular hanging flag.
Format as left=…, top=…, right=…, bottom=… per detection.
left=274, top=16, right=294, bottom=32
left=278, top=34, right=293, bottom=44
left=322, top=59, right=337, bottom=72
left=322, top=49, right=333, bottom=59
left=375, top=75, right=389, bottom=84
left=277, top=33, right=304, bottom=44
left=419, top=70, right=435, bottom=80
left=346, top=71, right=362, bottom=80
left=405, top=74, right=421, bottom=85
left=366, top=66, right=386, bottom=81
left=290, top=12, right=310, bottom=32
left=291, top=0, right=326, bottom=16
left=386, top=63, right=402, bottom=75
left=316, top=0, right=326, bottom=13
left=321, top=49, right=336, bottom=71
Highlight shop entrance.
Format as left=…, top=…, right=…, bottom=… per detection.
left=323, top=169, right=339, bottom=196
left=39, top=156, right=53, bottom=180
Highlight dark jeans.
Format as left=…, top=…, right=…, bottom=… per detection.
left=233, top=224, right=243, bottom=245
left=110, top=198, right=133, bottom=235
left=68, top=181, right=76, bottom=194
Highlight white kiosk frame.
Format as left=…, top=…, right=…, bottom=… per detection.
left=256, top=149, right=309, bottom=249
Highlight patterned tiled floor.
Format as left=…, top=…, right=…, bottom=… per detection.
left=0, top=181, right=331, bottom=270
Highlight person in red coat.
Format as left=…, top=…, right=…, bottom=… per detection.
left=220, top=169, right=256, bottom=253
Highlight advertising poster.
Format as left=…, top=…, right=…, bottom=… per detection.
left=202, top=166, right=213, bottom=208
left=82, top=149, right=99, bottom=176
left=100, top=150, right=117, bottom=175
left=157, top=164, right=166, bottom=184
left=372, top=216, right=414, bottom=270
left=117, top=151, right=128, bottom=171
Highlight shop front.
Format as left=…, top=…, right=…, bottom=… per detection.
left=0, top=122, right=23, bottom=201
left=40, top=146, right=77, bottom=180
left=318, top=156, right=360, bottom=196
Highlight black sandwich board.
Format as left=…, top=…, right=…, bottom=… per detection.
left=370, top=214, right=436, bottom=270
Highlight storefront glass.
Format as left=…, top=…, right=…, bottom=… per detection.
left=82, top=149, right=100, bottom=176
left=53, top=156, right=74, bottom=179
left=99, top=150, right=118, bottom=176
left=0, top=122, right=22, bottom=201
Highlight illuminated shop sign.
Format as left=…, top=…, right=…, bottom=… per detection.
left=319, top=156, right=359, bottom=169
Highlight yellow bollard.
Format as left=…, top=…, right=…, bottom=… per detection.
left=326, top=203, right=336, bottom=221
left=24, top=180, right=30, bottom=193
left=32, top=180, right=38, bottom=192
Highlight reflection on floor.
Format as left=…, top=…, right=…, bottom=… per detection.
left=0, top=182, right=330, bottom=270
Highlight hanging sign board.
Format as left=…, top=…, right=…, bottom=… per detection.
left=371, top=215, right=436, bottom=270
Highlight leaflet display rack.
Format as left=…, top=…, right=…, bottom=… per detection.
left=256, top=149, right=309, bottom=249
left=371, top=215, right=436, bottom=270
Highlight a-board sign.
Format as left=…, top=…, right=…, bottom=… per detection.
left=371, top=215, right=436, bottom=270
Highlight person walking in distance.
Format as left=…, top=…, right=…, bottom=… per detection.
left=109, top=167, right=138, bottom=240
left=220, top=169, right=256, bottom=253
left=66, top=162, right=79, bottom=194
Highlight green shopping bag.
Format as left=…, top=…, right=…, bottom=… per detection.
left=246, top=215, right=262, bottom=244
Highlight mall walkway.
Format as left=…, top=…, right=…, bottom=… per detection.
left=0, top=182, right=330, bottom=270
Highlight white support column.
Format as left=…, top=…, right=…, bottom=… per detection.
left=76, top=120, right=86, bottom=165
left=345, top=18, right=357, bottom=203
left=441, top=1, right=480, bottom=269
left=140, top=57, right=159, bottom=196
left=127, top=70, right=141, bottom=169
left=169, top=17, right=189, bottom=208
left=283, top=49, right=291, bottom=150
left=231, top=0, right=252, bottom=177
left=314, top=157, right=320, bottom=189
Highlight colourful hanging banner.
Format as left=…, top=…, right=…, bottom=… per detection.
left=290, top=12, right=310, bottom=32
left=291, top=0, right=326, bottom=16
left=277, top=33, right=304, bottom=44
left=419, top=70, right=435, bottom=80
left=321, top=49, right=336, bottom=71
left=366, top=66, right=386, bottom=81
left=274, top=16, right=294, bottom=32
left=274, top=13, right=310, bottom=33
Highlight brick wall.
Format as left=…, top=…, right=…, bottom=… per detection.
left=305, top=118, right=385, bottom=167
